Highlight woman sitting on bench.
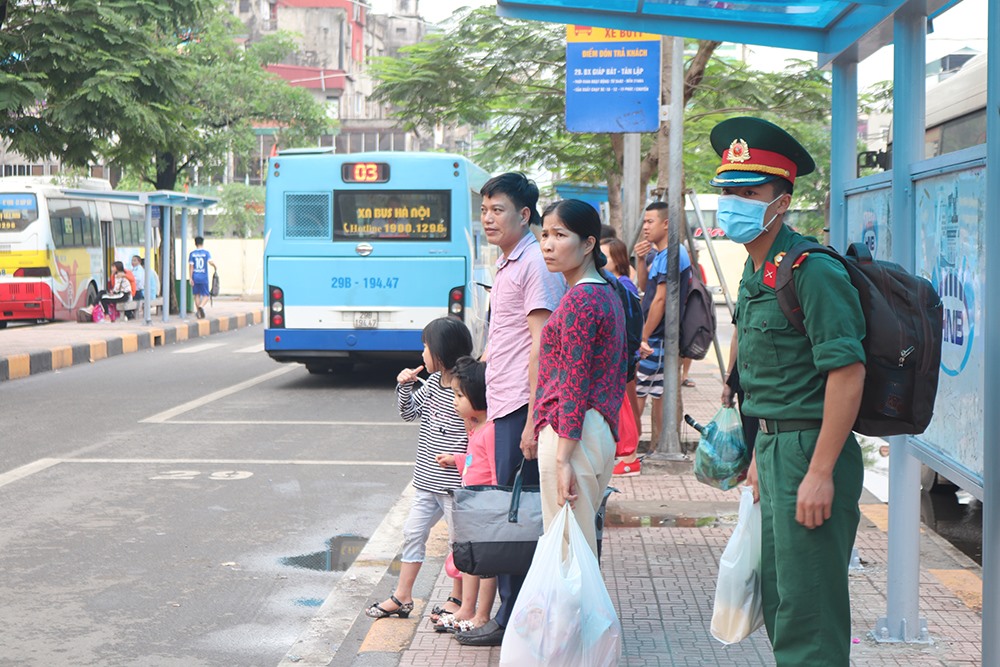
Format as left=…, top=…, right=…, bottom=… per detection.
left=98, top=261, right=133, bottom=319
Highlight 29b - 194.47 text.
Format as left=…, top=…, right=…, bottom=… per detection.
left=331, top=277, right=400, bottom=289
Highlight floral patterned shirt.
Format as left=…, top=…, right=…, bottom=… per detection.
left=534, top=279, right=627, bottom=441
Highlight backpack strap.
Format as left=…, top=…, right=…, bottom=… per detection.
left=774, top=242, right=849, bottom=336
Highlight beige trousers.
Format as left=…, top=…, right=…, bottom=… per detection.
left=537, top=409, right=617, bottom=557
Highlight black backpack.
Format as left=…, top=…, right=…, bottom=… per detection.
left=679, top=270, right=717, bottom=361
left=774, top=242, right=943, bottom=437
left=601, top=270, right=643, bottom=366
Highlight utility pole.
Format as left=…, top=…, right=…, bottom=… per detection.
left=650, top=35, right=686, bottom=460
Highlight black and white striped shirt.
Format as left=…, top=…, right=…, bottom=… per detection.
left=397, top=373, right=467, bottom=494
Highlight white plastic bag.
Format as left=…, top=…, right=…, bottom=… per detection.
left=710, top=485, right=765, bottom=644
left=500, top=504, right=622, bottom=667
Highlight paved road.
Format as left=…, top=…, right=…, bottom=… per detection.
left=0, top=326, right=420, bottom=666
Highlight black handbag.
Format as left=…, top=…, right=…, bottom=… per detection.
left=450, top=465, right=543, bottom=576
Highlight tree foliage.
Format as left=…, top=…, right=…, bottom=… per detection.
left=684, top=57, right=834, bottom=219
left=0, top=0, right=331, bottom=190
left=216, top=183, right=265, bottom=238
left=371, top=8, right=614, bottom=183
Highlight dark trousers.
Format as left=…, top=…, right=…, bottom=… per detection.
left=492, top=404, right=536, bottom=627
left=97, top=291, right=128, bottom=314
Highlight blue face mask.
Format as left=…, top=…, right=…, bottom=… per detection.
left=717, top=194, right=782, bottom=244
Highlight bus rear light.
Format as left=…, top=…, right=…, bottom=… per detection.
left=448, top=286, right=465, bottom=319
left=14, top=267, right=51, bottom=277
left=268, top=284, right=285, bottom=329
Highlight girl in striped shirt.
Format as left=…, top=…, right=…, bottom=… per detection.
left=365, top=317, right=472, bottom=621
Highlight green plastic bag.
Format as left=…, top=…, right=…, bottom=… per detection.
left=687, top=407, right=750, bottom=491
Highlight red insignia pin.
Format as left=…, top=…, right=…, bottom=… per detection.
left=763, top=261, right=777, bottom=289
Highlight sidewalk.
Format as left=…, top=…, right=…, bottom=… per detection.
left=0, top=296, right=264, bottom=382
left=356, top=356, right=983, bottom=667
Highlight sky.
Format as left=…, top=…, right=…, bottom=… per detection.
left=372, top=0, right=989, bottom=91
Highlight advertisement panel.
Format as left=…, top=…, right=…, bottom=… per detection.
left=915, top=166, right=986, bottom=482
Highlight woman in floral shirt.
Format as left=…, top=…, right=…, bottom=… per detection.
left=534, top=199, right=626, bottom=556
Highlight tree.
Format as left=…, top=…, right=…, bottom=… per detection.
left=216, top=183, right=265, bottom=238
left=372, top=7, right=835, bottom=237
left=1, top=0, right=213, bottom=167
left=0, top=1, right=330, bottom=190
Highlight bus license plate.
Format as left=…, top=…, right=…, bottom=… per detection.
left=354, top=312, right=378, bottom=329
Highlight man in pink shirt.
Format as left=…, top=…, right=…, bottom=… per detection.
left=456, top=172, right=565, bottom=647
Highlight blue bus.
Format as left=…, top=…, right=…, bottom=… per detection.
left=263, top=150, right=493, bottom=373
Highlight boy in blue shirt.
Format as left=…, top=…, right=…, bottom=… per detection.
left=633, top=202, right=691, bottom=450
left=188, top=236, right=217, bottom=319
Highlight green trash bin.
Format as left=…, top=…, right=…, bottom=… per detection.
left=173, top=279, right=195, bottom=313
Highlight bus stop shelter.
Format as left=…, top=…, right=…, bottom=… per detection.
left=62, top=189, right=218, bottom=325
left=496, top=0, right=997, bottom=662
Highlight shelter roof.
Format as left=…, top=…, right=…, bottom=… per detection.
left=60, top=190, right=218, bottom=209
left=497, top=0, right=961, bottom=64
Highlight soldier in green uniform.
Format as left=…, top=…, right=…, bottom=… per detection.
left=713, top=117, right=866, bottom=666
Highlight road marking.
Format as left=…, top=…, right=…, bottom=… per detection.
left=163, top=420, right=416, bottom=426
left=860, top=503, right=890, bottom=532
left=280, top=484, right=414, bottom=666
left=64, top=458, right=412, bottom=466
left=172, top=342, right=226, bottom=354
left=140, top=366, right=297, bottom=423
left=928, top=568, right=983, bottom=611
left=234, top=343, right=264, bottom=354
left=0, top=458, right=62, bottom=489
left=148, top=470, right=254, bottom=481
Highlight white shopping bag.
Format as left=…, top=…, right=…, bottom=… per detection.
left=710, top=485, right=765, bottom=644
left=500, top=504, right=622, bottom=667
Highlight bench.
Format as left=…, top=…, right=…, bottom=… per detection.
left=118, top=298, right=160, bottom=320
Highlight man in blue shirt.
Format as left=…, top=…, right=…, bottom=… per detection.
left=130, top=255, right=145, bottom=300
left=188, top=236, right=216, bottom=319
left=633, top=202, right=692, bottom=450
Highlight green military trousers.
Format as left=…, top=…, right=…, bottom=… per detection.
left=755, top=427, right=864, bottom=666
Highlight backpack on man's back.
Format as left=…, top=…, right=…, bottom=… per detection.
left=679, top=269, right=717, bottom=361
left=774, top=242, right=943, bottom=437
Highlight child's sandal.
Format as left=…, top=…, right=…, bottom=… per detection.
left=429, top=596, right=462, bottom=623
left=433, top=613, right=457, bottom=633
left=365, top=594, right=414, bottom=619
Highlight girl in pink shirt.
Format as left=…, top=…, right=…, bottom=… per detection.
left=434, top=356, right=498, bottom=634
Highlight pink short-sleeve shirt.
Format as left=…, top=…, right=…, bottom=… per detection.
left=486, top=232, right=566, bottom=421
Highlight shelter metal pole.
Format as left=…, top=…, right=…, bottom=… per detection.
left=875, top=4, right=928, bottom=644
left=622, top=134, right=641, bottom=251
left=161, top=207, right=171, bottom=324
left=180, top=209, right=189, bottom=321
left=197, top=208, right=205, bottom=238
left=143, top=200, right=153, bottom=325
left=981, top=0, right=1000, bottom=663
left=830, top=55, right=858, bottom=252
left=657, top=35, right=684, bottom=459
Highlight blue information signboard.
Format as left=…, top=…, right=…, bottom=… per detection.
left=565, top=26, right=662, bottom=133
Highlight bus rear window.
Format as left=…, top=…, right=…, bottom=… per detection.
left=0, top=194, right=39, bottom=232
left=334, top=190, right=450, bottom=241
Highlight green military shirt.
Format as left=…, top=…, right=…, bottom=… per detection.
left=734, top=223, right=866, bottom=420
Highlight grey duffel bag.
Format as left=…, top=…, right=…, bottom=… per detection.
left=450, top=467, right=542, bottom=576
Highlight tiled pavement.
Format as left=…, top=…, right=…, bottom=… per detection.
left=359, top=357, right=984, bottom=667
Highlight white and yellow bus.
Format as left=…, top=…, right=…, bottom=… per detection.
left=0, top=177, right=152, bottom=327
